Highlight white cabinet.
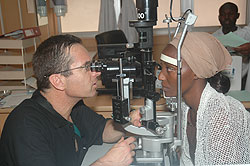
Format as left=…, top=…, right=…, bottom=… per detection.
left=0, top=37, right=38, bottom=90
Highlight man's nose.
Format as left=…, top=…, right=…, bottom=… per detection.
left=93, top=71, right=101, bottom=77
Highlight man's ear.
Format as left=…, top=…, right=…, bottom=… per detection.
left=236, top=13, right=240, bottom=19
left=49, top=74, right=66, bottom=91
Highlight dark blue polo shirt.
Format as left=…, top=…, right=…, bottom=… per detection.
left=0, top=90, right=107, bottom=166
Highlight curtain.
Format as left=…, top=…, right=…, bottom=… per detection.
left=247, top=0, right=250, bottom=24
left=98, top=0, right=138, bottom=43
left=98, top=0, right=117, bottom=33
left=118, top=0, right=138, bottom=43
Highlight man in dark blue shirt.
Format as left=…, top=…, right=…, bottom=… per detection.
left=0, top=34, right=136, bottom=166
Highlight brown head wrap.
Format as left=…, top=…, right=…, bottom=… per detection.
left=169, top=32, right=232, bottom=78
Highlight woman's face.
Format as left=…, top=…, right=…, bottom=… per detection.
left=158, top=44, right=196, bottom=97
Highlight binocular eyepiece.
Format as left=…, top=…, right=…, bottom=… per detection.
left=90, top=60, right=140, bottom=74
left=90, top=60, right=107, bottom=72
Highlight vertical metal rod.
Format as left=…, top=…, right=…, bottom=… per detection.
left=57, top=16, right=62, bottom=34
left=123, top=78, right=131, bottom=113
left=46, top=23, right=51, bottom=37
left=167, top=22, right=171, bottom=42
left=174, top=22, right=181, bottom=38
left=119, top=58, right=124, bottom=100
left=176, top=24, right=188, bottom=140
left=33, top=38, right=37, bottom=50
left=21, top=48, right=27, bottom=88
left=116, top=80, right=120, bottom=96
left=0, top=2, right=5, bottom=34
left=17, top=0, right=23, bottom=29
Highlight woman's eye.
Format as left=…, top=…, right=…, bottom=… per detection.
left=166, top=67, right=174, bottom=72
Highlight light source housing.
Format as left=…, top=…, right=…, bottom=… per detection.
left=51, top=0, right=67, bottom=17
left=36, top=0, right=47, bottom=17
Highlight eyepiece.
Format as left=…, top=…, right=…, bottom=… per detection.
left=90, top=60, right=107, bottom=72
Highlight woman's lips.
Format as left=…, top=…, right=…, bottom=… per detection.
left=162, top=86, right=169, bottom=92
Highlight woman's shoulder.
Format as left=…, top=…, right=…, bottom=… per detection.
left=199, top=83, right=232, bottom=113
left=199, top=83, right=224, bottom=108
left=225, top=95, right=248, bottom=113
left=200, top=83, right=249, bottom=117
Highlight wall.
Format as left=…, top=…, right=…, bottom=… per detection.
left=60, top=0, right=247, bottom=34
left=61, top=0, right=180, bottom=33
left=0, top=0, right=52, bottom=43
left=0, top=0, right=22, bottom=34
left=195, top=0, right=246, bottom=26
left=247, top=0, right=250, bottom=24
left=1, top=0, right=248, bottom=59
left=0, top=0, right=38, bottom=34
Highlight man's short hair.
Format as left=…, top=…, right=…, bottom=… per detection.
left=219, top=2, right=238, bottom=13
left=32, top=34, right=82, bottom=91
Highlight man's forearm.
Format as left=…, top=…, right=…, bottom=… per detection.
left=102, top=119, right=125, bottom=143
left=234, top=43, right=250, bottom=55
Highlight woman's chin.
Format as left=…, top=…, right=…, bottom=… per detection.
left=163, top=90, right=176, bottom=98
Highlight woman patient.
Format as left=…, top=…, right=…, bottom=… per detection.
left=158, top=32, right=250, bottom=165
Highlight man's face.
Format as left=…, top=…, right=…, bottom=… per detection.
left=219, top=6, right=239, bottom=29
left=64, top=44, right=101, bottom=99
left=158, top=44, right=195, bottom=97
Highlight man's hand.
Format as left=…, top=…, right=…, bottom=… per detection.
left=129, top=109, right=142, bottom=127
left=233, top=43, right=250, bottom=56
left=92, top=137, right=136, bottom=166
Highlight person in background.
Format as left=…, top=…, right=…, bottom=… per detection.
left=234, top=25, right=250, bottom=55
left=159, top=32, right=250, bottom=165
left=0, top=34, right=137, bottom=166
left=213, top=2, right=250, bottom=91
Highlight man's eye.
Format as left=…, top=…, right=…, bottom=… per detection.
left=86, top=64, right=91, bottom=71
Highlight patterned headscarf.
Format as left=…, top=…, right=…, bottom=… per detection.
left=161, top=32, right=232, bottom=78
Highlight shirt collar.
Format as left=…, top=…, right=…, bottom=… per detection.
left=31, top=90, right=70, bottom=128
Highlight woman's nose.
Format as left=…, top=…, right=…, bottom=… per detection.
left=158, top=71, right=165, bottom=81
